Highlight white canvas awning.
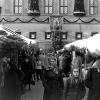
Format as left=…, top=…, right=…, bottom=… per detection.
left=64, top=33, right=100, bottom=55
left=0, top=25, right=37, bottom=45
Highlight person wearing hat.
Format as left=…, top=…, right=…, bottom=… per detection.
left=85, top=59, right=100, bottom=100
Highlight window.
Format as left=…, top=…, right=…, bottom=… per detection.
left=62, top=32, right=67, bottom=39
left=91, top=32, right=98, bottom=36
left=89, top=0, right=98, bottom=15
left=45, top=32, right=52, bottom=39
left=14, top=0, right=23, bottom=14
left=76, top=32, right=82, bottom=40
left=0, top=7, right=1, bottom=14
left=16, top=32, right=21, bottom=35
left=29, top=32, right=36, bottom=39
left=59, top=0, right=68, bottom=14
left=44, top=0, right=53, bottom=14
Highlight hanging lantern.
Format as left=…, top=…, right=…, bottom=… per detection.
left=28, top=0, right=40, bottom=16
left=73, top=0, right=86, bottom=16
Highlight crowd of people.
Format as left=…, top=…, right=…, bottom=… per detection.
left=0, top=49, right=100, bottom=100
left=41, top=51, right=100, bottom=100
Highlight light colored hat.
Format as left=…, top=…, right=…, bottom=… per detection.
left=92, top=59, right=100, bottom=69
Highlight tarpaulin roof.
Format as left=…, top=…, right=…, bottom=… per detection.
left=64, top=33, right=100, bottom=55
left=0, top=25, right=37, bottom=44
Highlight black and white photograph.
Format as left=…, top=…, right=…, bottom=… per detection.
left=0, top=0, right=100, bottom=100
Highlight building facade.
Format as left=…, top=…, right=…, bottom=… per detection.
left=0, top=0, right=100, bottom=49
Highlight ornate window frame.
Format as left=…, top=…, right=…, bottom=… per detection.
left=62, top=32, right=67, bottom=39
left=16, top=32, right=21, bottom=35
left=14, top=0, right=23, bottom=14
left=45, top=32, right=52, bottom=39
left=29, top=32, right=36, bottom=39
left=59, top=0, right=68, bottom=14
left=89, top=0, right=98, bottom=15
left=44, top=0, right=53, bottom=14
left=75, top=32, right=82, bottom=40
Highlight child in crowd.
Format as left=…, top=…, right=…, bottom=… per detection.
left=64, top=67, right=86, bottom=100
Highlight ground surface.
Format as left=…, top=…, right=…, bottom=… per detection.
left=21, top=79, right=88, bottom=100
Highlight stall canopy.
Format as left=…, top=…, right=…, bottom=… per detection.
left=64, top=33, right=100, bottom=55
left=0, top=25, right=37, bottom=45
left=0, top=25, right=39, bottom=58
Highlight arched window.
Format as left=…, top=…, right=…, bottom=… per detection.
left=14, top=0, right=23, bottom=14
left=89, top=0, right=98, bottom=15
left=73, top=0, right=85, bottom=16
left=44, top=0, right=53, bottom=14
left=28, top=0, right=40, bottom=16
left=59, top=0, right=68, bottom=14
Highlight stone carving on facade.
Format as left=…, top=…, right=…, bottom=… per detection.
left=50, top=16, right=63, bottom=31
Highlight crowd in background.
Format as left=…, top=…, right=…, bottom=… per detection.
left=0, top=50, right=100, bottom=100
left=41, top=51, right=100, bottom=100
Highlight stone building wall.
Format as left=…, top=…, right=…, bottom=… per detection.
left=0, top=0, right=100, bottom=49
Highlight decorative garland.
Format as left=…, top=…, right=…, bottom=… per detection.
left=1, top=17, right=100, bottom=23
left=0, top=17, right=50, bottom=23
left=63, top=18, right=100, bottom=23
left=63, top=18, right=80, bottom=23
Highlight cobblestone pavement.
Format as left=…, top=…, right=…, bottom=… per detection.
left=21, top=81, right=44, bottom=100
left=21, top=80, right=88, bottom=100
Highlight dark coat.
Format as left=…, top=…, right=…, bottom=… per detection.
left=1, top=66, right=22, bottom=100
left=64, top=77, right=86, bottom=100
left=62, top=55, right=71, bottom=77
left=85, top=68, right=100, bottom=100
left=21, top=60, right=33, bottom=84
left=43, top=68, right=64, bottom=100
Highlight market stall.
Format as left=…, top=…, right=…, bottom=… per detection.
left=64, top=33, right=100, bottom=56
left=63, top=33, right=100, bottom=69
left=0, top=25, right=39, bottom=65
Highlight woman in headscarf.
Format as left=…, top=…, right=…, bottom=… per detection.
left=85, top=59, right=100, bottom=100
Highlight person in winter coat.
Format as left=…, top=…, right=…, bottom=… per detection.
left=62, top=52, right=71, bottom=77
left=39, top=52, right=49, bottom=69
left=21, top=57, right=34, bottom=90
left=36, top=59, right=42, bottom=81
left=85, top=59, right=100, bottom=100
left=64, top=67, right=86, bottom=100
left=42, top=60, right=64, bottom=100
left=1, top=58, right=23, bottom=100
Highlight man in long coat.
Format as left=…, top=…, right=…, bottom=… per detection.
left=42, top=65, right=64, bottom=100
left=85, top=59, right=100, bottom=100
left=1, top=59, right=22, bottom=100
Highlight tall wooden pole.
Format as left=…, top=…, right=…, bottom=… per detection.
left=72, top=51, right=76, bottom=68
